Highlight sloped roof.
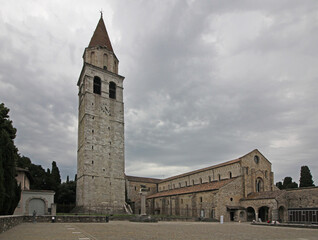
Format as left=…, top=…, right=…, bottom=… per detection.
left=126, top=175, right=162, bottom=184
left=159, top=158, right=241, bottom=183
left=88, top=16, right=114, bottom=52
left=147, top=178, right=235, bottom=199
left=242, top=190, right=284, bottom=200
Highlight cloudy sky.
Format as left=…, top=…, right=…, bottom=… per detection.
left=0, top=0, right=317, bottom=184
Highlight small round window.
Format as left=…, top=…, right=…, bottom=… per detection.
left=254, top=155, right=259, bottom=164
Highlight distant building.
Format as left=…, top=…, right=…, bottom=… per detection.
left=14, top=168, right=55, bottom=216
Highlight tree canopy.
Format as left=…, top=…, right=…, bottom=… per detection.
left=276, top=176, right=298, bottom=190
left=0, top=103, right=21, bottom=215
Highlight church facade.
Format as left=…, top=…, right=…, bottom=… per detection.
left=76, top=16, right=318, bottom=222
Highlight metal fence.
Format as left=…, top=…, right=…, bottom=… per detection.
left=288, top=208, right=318, bottom=223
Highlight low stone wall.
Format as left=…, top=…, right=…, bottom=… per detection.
left=0, top=215, right=24, bottom=233
left=24, top=215, right=109, bottom=223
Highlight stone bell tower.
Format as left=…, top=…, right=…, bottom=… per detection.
left=76, top=14, right=125, bottom=213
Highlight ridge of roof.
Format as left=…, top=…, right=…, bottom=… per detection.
left=148, top=178, right=236, bottom=199
left=126, top=175, right=162, bottom=184
left=88, top=16, right=114, bottom=52
left=160, top=158, right=241, bottom=183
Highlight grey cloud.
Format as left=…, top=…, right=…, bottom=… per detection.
left=0, top=0, right=317, bottom=184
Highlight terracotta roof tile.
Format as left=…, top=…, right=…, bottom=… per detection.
left=88, top=17, right=114, bottom=52
left=126, top=175, right=162, bottom=184
left=147, top=178, right=235, bottom=199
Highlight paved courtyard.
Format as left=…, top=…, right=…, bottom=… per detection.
left=0, top=221, right=317, bottom=240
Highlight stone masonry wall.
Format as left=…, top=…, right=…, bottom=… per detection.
left=158, top=162, right=241, bottom=192
left=76, top=49, right=125, bottom=213
left=0, top=216, right=24, bottom=234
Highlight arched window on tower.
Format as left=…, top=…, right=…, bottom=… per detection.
left=229, top=171, right=232, bottom=179
left=93, top=76, right=101, bottom=95
left=109, top=82, right=116, bottom=99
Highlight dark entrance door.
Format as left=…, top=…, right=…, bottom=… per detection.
left=230, top=211, right=235, bottom=221
left=258, top=206, right=269, bottom=222
left=247, top=207, right=255, bottom=221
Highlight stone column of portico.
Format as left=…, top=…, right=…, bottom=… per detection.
left=272, top=208, right=278, bottom=221
left=255, top=212, right=259, bottom=222
left=140, top=191, right=147, bottom=216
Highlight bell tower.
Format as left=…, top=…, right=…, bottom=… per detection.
left=76, top=14, right=125, bottom=213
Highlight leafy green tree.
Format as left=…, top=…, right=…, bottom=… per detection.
left=276, top=181, right=283, bottom=190
left=57, top=180, right=76, bottom=204
left=299, top=166, right=315, bottom=188
left=282, top=177, right=298, bottom=189
left=17, top=155, right=51, bottom=190
left=0, top=103, right=21, bottom=215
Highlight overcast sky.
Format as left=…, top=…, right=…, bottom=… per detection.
left=0, top=0, right=317, bottom=185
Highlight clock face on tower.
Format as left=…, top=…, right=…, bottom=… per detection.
left=100, top=103, right=110, bottom=115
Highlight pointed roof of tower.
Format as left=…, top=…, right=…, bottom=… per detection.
left=88, top=14, right=114, bottom=52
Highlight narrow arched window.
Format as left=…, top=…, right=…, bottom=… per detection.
left=90, top=51, right=95, bottom=64
left=109, top=82, right=116, bottom=99
left=229, top=171, right=232, bottom=179
left=114, top=60, right=117, bottom=72
left=93, top=76, right=101, bottom=95
left=256, top=178, right=264, bottom=192
left=103, top=54, right=108, bottom=70
left=200, top=178, right=202, bottom=184
left=218, top=174, right=221, bottom=181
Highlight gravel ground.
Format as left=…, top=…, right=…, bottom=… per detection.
left=0, top=221, right=317, bottom=240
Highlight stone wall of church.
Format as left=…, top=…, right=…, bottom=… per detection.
left=84, top=47, right=119, bottom=74
left=126, top=180, right=157, bottom=214
left=274, top=187, right=318, bottom=211
left=214, top=177, right=243, bottom=221
left=77, top=59, right=125, bottom=213
left=158, top=162, right=241, bottom=192
left=240, top=150, right=274, bottom=197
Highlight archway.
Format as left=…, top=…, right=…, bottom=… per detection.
left=247, top=207, right=255, bottom=221
left=258, top=206, right=269, bottom=222
left=28, top=198, right=45, bottom=215
left=278, top=206, right=285, bottom=222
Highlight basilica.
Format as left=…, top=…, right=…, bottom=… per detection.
left=76, top=15, right=318, bottom=223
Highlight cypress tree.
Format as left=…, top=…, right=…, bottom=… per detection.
left=0, top=103, right=21, bottom=215
left=299, top=166, right=315, bottom=188
left=51, top=161, right=61, bottom=191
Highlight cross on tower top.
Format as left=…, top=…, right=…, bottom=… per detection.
left=100, top=9, right=103, bottom=18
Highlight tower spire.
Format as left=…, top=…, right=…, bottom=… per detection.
left=88, top=15, right=113, bottom=52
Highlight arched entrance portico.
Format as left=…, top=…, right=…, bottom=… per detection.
left=258, top=206, right=269, bottom=222
left=247, top=207, right=256, bottom=221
